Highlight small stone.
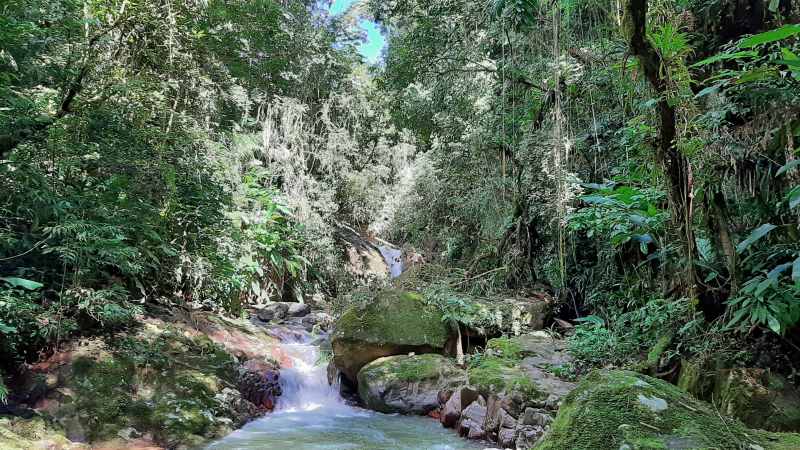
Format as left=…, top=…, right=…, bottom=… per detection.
left=287, top=303, right=310, bottom=317
left=498, top=427, right=516, bottom=448
left=117, top=427, right=142, bottom=441
left=520, top=407, right=553, bottom=427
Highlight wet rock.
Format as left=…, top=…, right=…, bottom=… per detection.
left=357, top=354, right=466, bottom=414
left=458, top=397, right=487, bottom=440
left=287, top=303, right=311, bottom=317
left=332, top=289, right=451, bottom=383
left=237, top=366, right=281, bottom=411
left=301, top=312, right=333, bottom=331
left=440, top=389, right=463, bottom=428
left=498, top=426, right=516, bottom=448
left=256, top=303, right=290, bottom=322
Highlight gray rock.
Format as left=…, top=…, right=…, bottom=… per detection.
left=498, top=427, right=516, bottom=448
left=441, top=389, right=463, bottom=428
left=459, top=400, right=487, bottom=439
left=287, top=303, right=311, bottom=317
left=515, top=424, right=545, bottom=449
left=485, top=395, right=518, bottom=433
left=257, top=303, right=290, bottom=322
left=357, top=354, right=466, bottom=414
left=519, top=407, right=553, bottom=427
left=302, top=312, right=333, bottom=331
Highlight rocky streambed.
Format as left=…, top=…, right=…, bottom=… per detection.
left=5, top=284, right=800, bottom=450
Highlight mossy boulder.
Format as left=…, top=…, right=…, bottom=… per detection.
left=332, top=289, right=451, bottom=383
left=357, top=354, right=466, bottom=414
left=537, top=369, right=800, bottom=450
left=714, top=368, right=800, bottom=432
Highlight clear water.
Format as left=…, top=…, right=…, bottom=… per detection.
left=207, top=336, right=479, bottom=450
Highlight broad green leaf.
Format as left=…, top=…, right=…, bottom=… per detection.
left=739, top=24, right=800, bottom=48
left=735, top=67, right=776, bottom=84
left=768, top=262, right=792, bottom=280
left=691, top=51, right=757, bottom=67
left=787, top=186, right=800, bottom=209
left=580, top=195, right=617, bottom=205
left=767, top=314, right=781, bottom=334
left=776, top=159, right=800, bottom=177
left=0, top=277, right=43, bottom=291
left=0, top=322, right=16, bottom=334
left=768, top=0, right=780, bottom=12
left=736, top=224, right=777, bottom=253
left=755, top=277, right=773, bottom=297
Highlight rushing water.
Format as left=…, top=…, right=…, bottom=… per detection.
left=207, top=333, right=479, bottom=450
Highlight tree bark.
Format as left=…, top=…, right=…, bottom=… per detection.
left=622, top=0, right=697, bottom=297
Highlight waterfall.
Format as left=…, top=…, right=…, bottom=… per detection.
left=274, top=335, right=345, bottom=413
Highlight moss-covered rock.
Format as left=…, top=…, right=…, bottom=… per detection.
left=332, top=289, right=451, bottom=382
left=0, top=416, right=87, bottom=450
left=15, top=312, right=282, bottom=449
left=714, top=368, right=800, bottom=432
left=357, top=354, right=466, bottom=414
left=537, top=369, right=800, bottom=450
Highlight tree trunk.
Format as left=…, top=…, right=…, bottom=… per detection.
left=622, top=0, right=697, bottom=298
left=708, top=190, right=738, bottom=295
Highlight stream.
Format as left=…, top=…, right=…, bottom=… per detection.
left=206, top=331, right=480, bottom=450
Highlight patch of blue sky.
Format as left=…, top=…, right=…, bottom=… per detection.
left=328, top=0, right=386, bottom=64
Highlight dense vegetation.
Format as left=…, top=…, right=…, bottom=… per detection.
left=1, top=0, right=799, bottom=414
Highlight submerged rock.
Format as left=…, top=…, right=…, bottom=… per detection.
left=357, top=354, right=465, bottom=414
left=332, top=289, right=451, bottom=383
left=536, top=369, right=800, bottom=450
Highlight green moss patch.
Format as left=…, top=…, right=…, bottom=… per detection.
left=56, top=328, right=242, bottom=445
left=334, top=289, right=449, bottom=348
left=537, top=369, right=800, bottom=450
left=360, top=354, right=454, bottom=383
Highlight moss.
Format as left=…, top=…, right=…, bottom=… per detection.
left=486, top=337, right=524, bottom=360
left=537, top=370, right=800, bottom=450
left=0, top=417, right=84, bottom=450
left=70, top=356, right=136, bottom=441
left=61, top=329, right=241, bottom=446
left=468, top=355, right=541, bottom=399
left=360, top=354, right=458, bottom=383
left=334, top=289, right=449, bottom=348
left=676, top=358, right=713, bottom=399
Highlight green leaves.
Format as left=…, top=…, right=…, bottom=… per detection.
left=776, top=159, right=800, bottom=177
left=736, top=224, right=776, bottom=253
left=691, top=51, right=757, bottom=68
left=739, top=24, right=800, bottom=49
left=0, top=277, right=43, bottom=291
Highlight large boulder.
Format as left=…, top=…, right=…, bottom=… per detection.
left=332, top=289, right=451, bottom=383
left=537, top=370, right=800, bottom=450
left=714, top=368, right=800, bottom=432
left=357, top=354, right=466, bottom=414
